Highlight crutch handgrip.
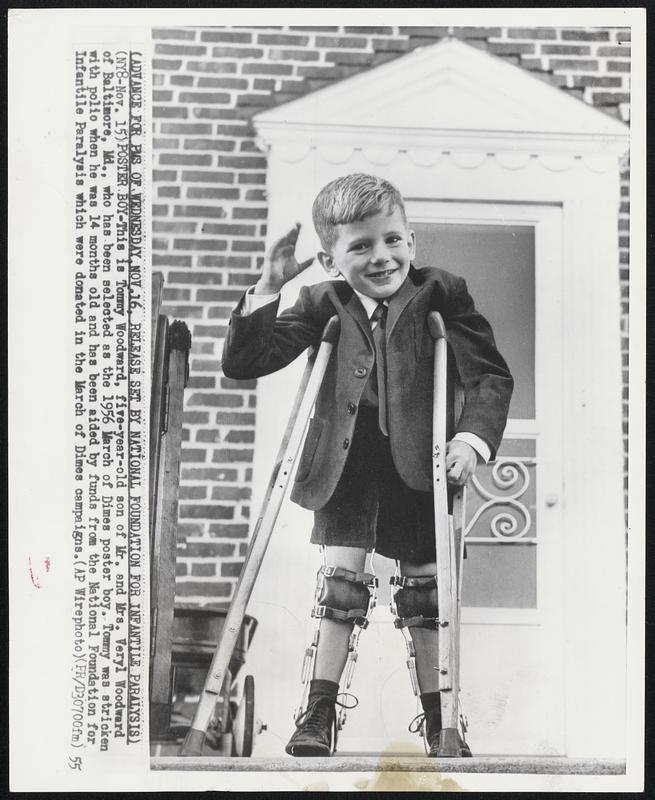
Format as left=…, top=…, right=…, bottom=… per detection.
left=427, top=311, right=447, bottom=341
left=321, top=314, right=340, bottom=344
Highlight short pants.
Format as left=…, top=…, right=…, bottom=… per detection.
left=310, top=407, right=438, bottom=565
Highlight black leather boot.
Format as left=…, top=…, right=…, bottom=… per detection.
left=285, top=680, right=339, bottom=757
left=411, top=692, right=473, bottom=758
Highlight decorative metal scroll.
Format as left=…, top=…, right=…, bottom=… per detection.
left=463, top=457, right=536, bottom=544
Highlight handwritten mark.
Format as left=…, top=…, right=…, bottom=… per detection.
left=28, top=556, right=52, bottom=589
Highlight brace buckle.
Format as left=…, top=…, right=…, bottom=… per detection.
left=322, top=565, right=336, bottom=578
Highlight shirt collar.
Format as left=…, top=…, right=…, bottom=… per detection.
left=353, top=289, right=388, bottom=319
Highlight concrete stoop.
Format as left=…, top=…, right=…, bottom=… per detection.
left=151, top=755, right=626, bottom=775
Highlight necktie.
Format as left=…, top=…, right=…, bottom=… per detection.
left=371, top=302, right=389, bottom=436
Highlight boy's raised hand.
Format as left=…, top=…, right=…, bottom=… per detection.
left=254, top=223, right=315, bottom=295
left=445, top=440, right=478, bottom=487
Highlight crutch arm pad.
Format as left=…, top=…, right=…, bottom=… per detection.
left=427, top=311, right=447, bottom=341
left=321, top=314, right=341, bottom=345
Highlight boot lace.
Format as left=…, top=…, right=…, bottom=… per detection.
left=294, top=692, right=359, bottom=752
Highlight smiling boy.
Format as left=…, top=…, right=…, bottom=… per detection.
left=222, top=173, right=513, bottom=757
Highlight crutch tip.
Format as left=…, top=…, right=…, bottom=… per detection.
left=427, top=311, right=447, bottom=340
left=180, top=728, right=206, bottom=757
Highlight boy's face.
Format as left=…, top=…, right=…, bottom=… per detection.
left=318, top=207, right=416, bottom=301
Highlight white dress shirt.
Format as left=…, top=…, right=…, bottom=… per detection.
left=241, top=286, right=491, bottom=463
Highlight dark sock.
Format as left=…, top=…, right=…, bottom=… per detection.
left=309, top=678, right=339, bottom=699
left=420, top=691, right=441, bottom=712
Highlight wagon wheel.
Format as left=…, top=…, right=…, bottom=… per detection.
left=231, top=674, right=255, bottom=757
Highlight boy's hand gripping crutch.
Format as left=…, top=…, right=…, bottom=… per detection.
left=181, top=315, right=341, bottom=756
left=428, top=311, right=468, bottom=758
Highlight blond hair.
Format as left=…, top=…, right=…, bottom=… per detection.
left=312, top=173, right=407, bottom=251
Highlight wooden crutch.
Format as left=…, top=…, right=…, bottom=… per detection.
left=428, top=311, right=468, bottom=757
left=181, top=315, right=340, bottom=756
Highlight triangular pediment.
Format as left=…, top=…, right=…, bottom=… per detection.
left=254, top=39, right=628, bottom=152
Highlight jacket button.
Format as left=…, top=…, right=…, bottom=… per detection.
left=343, top=438, right=350, bottom=449
left=354, top=367, right=367, bottom=378
left=347, top=402, right=357, bottom=415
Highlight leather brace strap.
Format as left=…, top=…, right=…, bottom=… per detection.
left=312, top=604, right=370, bottom=629
left=393, top=615, right=440, bottom=630
left=390, top=575, right=437, bottom=589
left=320, top=565, right=378, bottom=587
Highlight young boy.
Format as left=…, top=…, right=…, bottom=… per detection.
left=222, top=173, right=513, bottom=758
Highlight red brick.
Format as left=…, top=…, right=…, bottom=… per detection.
left=160, top=153, right=213, bottom=166
left=153, top=28, right=198, bottom=41
left=157, top=186, right=181, bottom=198
left=238, top=172, right=266, bottom=184
left=191, top=562, right=217, bottom=577
left=212, top=46, right=264, bottom=58
left=211, top=486, right=252, bottom=501
left=219, top=155, right=267, bottom=169
left=200, top=223, right=257, bottom=236
left=152, top=205, right=168, bottom=216
left=597, top=45, right=631, bottom=57
left=160, top=303, right=203, bottom=318
left=193, top=107, right=241, bottom=120
left=207, top=306, right=235, bottom=319
left=593, top=92, right=630, bottom=105
left=191, top=341, right=216, bottom=354
left=188, top=376, right=215, bottom=389
left=200, top=30, right=253, bottom=43
left=198, top=77, right=249, bottom=90
left=173, top=239, right=227, bottom=252
left=344, top=26, right=393, bottom=34
left=236, top=93, right=276, bottom=107
left=182, top=467, right=238, bottom=481
left=175, top=562, right=188, bottom=577
left=181, top=170, right=234, bottom=183
left=179, top=91, right=232, bottom=104
left=561, top=29, right=610, bottom=41
left=186, top=60, right=238, bottom=73
left=572, top=76, right=623, bottom=87
left=245, top=189, right=266, bottom=202
left=162, top=288, right=191, bottom=301
left=315, top=35, right=368, bottom=48
left=208, top=524, right=250, bottom=539
left=176, top=523, right=205, bottom=539
left=607, top=61, right=630, bottom=73
left=197, top=288, right=244, bottom=301
left=399, top=26, right=449, bottom=37
left=453, top=27, right=501, bottom=38
left=152, top=255, right=192, bottom=267
left=194, top=324, right=228, bottom=338
left=181, top=447, right=208, bottom=462
left=153, top=59, right=182, bottom=71
left=180, top=504, right=235, bottom=520
left=371, top=38, right=410, bottom=52
left=183, top=411, right=210, bottom=425
left=197, top=255, right=251, bottom=269
left=174, top=205, right=227, bottom=218
left=253, top=78, right=276, bottom=91
left=506, top=28, right=557, bottom=39
left=190, top=188, right=240, bottom=200
left=257, top=32, right=309, bottom=46
left=325, top=51, right=374, bottom=66
left=191, top=358, right=222, bottom=371
left=161, top=122, right=213, bottom=134
left=289, top=26, right=339, bottom=31
left=184, top=541, right=237, bottom=558
left=232, top=240, right=265, bottom=253
left=542, top=44, right=592, bottom=55
left=153, top=106, right=188, bottom=119
left=156, top=43, right=207, bottom=56
left=269, top=48, right=319, bottom=61
left=221, top=562, right=243, bottom=578
left=297, top=65, right=341, bottom=79
left=184, top=138, right=237, bottom=151
left=153, top=169, right=178, bottom=181
left=170, top=75, right=195, bottom=87
left=616, top=30, right=630, bottom=43
left=153, top=137, right=179, bottom=150
left=180, top=485, right=209, bottom=500
left=215, top=412, right=256, bottom=425
left=176, top=581, right=231, bottom=598
left=212, top=449, right=254, bottom=462
left=189, top=393, right=242, bottom=407
left=488, top=42, right=536, bottom=56
left=226, top=272, right=258, bottom=287
left=154, top=222, right=195, bottom=235
left=221, top=377, right=256, bottom=389
left=224, top=429, right=255, bottom=443
left=548, top=59, right=599, bottom=71
left=196, top=429, right=221, bottom=443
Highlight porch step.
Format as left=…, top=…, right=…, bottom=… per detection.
left=151, top=755, right=625, bottom=775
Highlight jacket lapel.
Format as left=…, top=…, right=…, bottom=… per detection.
left=386, top=269, right=423, bottom=341
left=342, top=288, right=374, bottom=348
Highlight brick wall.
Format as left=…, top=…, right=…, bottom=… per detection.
left=151, top=25, right=631, bottom=605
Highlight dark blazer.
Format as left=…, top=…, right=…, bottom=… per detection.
left=222, top=266, right=513, bottom=511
